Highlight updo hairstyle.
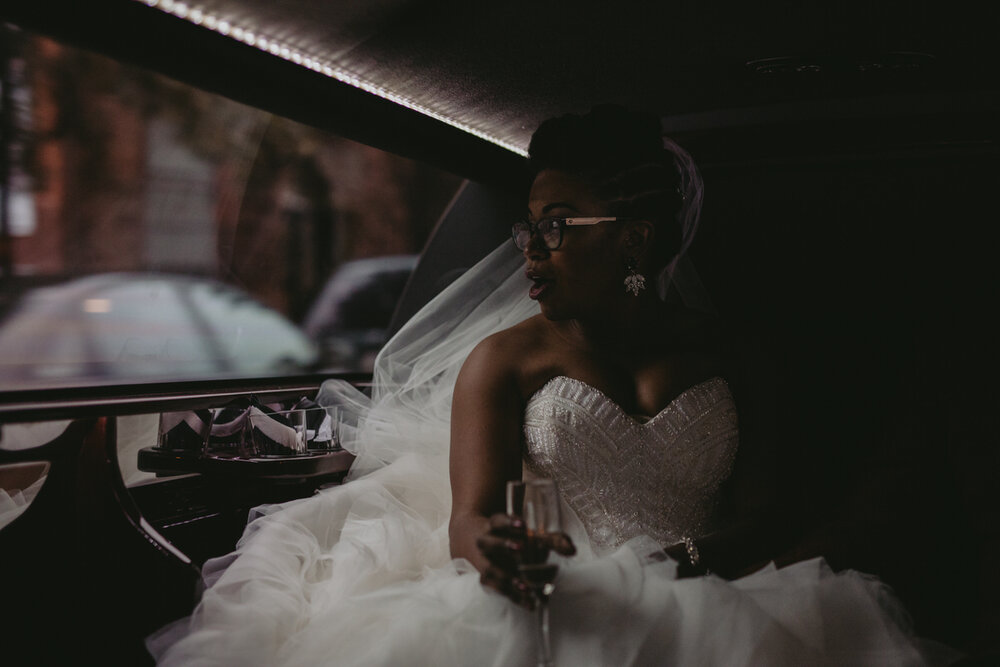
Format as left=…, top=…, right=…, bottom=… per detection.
left=527, top=105, right=684, bottom=268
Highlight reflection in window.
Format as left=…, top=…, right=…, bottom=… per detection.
left=0, top=419, right=70, bottom=531
left=0, top=26, right=464, bottom=388
left=0, top=461, right=49, bottom=530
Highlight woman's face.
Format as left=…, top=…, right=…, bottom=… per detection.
left=524, top=169, right=625, bottom=321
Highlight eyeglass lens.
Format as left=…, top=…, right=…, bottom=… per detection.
left=512, top=219, right=561, bottom=250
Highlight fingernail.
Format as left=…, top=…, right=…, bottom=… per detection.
left=505, top=540, right=521, bottom=551
left=510, top=517, right=524, bottom=529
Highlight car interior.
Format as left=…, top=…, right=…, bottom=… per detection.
left=0, top=1, right=997, bottom=665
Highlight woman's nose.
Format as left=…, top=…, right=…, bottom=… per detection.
left=522, top=231, right=549, bottom=260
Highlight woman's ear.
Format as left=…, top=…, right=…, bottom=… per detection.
left=622, top=220, right=655, bottom=258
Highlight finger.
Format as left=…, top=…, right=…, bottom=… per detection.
left=488, top=513, right=525, bottom=536
left=544, top=532, right=577, bottom=556
left=511, top=578, right=536, bottom=610
left=480, top=564, right=509, bottom=594
left=480, top=566, right=535, bottom=610
left=476, top=534, right=522, bottom=570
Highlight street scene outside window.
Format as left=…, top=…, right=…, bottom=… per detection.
left=0, top=26, right=464, bottom=389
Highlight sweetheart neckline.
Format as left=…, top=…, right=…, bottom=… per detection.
left=530, top=375, right=728, bottom=426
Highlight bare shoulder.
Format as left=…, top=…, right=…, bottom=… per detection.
left=457, top=314, right=547, bottom=394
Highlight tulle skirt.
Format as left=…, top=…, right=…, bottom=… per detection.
left=146, top=243, right=958, bottom=665
left=147, top=452, right=955, bottom=667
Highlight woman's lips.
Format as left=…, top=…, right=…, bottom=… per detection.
left=527, top=274, right=552, bottom=300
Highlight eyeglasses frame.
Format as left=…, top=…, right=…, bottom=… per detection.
left=511, top=216, right=633, bottom=251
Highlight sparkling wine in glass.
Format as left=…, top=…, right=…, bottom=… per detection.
left=507, top=478, right=562, bottom=667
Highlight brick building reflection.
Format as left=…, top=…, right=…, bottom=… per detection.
left=4, top=32, right=462, bottom=324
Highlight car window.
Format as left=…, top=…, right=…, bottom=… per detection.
left=0, top=27, right=464, bottom=389
left=301, top=255, right=420, bottom=372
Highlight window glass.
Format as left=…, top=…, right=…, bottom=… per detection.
left=0, top=27, right=464, bottom=389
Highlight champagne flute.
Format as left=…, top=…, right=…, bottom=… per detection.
left=507, top=479, right=562, bottom=667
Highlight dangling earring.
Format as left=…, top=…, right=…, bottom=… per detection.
left=624, top=257, right=646, bottom=296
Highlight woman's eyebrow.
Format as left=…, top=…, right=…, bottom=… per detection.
left=540, top=202, right=579, bottom=215
left=526, top=201, right=580, bottom=218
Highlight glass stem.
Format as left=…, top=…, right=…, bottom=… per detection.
left=536, top=596, right=554, bottom=667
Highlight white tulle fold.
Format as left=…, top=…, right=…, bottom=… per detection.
left=316, top=241, right=537, bottom=479
left=147, top=240, right=956, bottom=666
left=147, top=242, right=538, bottom=665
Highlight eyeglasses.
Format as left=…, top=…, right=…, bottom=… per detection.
left=511, top=217, right=630, bottom=251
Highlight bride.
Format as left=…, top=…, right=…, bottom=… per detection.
left=148, top=106, right=957, bottom=666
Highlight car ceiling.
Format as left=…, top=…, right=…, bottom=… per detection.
left=3, top=0, right=998, bottom=180
left=175, top=0, right=996, bottom=149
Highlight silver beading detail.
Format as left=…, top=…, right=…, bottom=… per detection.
left=681, top=535, right=700, bottom=567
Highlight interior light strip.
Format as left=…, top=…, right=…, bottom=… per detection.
left=136, top=0, right=528, bottom=156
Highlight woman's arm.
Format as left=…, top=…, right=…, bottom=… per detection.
left=448, top=335, right=525, bottom=574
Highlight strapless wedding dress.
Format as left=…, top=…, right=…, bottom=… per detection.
left=148, top=375, right=951, bottom=666
left=523, top=375, right=738, bottom=558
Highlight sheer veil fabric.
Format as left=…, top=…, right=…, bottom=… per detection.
left=321, top=240, right=537, bottom=480
left=147, top=135, right=956, bottom=664
left=147, top=242, right=543, bottom=665
left=147, top=238, right=955, bottom=666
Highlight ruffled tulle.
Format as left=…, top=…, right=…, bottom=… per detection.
left=147, top=452, right=457, bottom=666
left=150, top=242, right=535, bottom=665
left=149, top=504, right=946, bottom=667
left=147, top=243, right=959, bottom=666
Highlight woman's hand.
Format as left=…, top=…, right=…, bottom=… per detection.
left=476, top=512, right=576, bottom=609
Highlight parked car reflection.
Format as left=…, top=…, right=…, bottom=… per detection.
left=303, top=255, right=417, bottom=372
left=0, top=273, right=320, bottom=389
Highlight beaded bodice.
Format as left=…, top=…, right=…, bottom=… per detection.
left=523, top=376, right=739, bottom=555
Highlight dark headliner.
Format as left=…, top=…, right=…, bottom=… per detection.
left=3, top=0, right=998, bottom=180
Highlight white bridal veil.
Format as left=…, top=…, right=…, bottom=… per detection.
left=316, top=134, right=712, bottom=480
left=317, top=240, right=537, bottom=479
left=149, top=132, right=956, bottom=667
